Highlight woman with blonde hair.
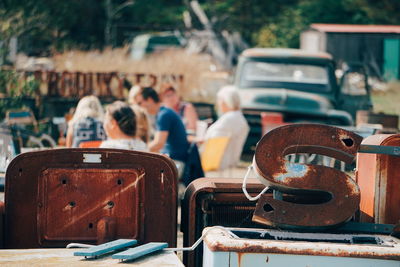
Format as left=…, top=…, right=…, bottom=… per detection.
left=66, top=95, right=106, bottom=147
left=130, top=105, right=150, bottom=143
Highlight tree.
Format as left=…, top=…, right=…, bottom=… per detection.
left=2, top=0, right=400, bottom=54
left=104, top=0, right=134, bottom=46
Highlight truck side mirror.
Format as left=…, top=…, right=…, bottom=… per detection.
left=339, top=64, right=370, bottom=96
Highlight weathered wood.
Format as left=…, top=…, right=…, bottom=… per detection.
left=0, top=248, right=184, bottom=266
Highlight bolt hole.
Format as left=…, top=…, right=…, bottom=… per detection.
left=62, top=179, right=67, bottom=185
left=263, top=204, right=274, bottom=212
left=69, top=201, right=76, bottom=207
left=342, top=138, right=354, bottom=147
left=88, top=223, right=93, bottom=229
left=117, top=179, right=122, bottom=185
left=19, top=168, right=22, bottom=173
left=107, top=201, right=114, bottom=208
left=160, top=169, right=164, bottom=173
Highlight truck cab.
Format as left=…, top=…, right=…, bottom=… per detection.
left=233, top=48, right=372, bottom=151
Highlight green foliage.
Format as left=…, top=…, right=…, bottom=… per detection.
left=253, top=0, right=400, bottom=48
left=0, top=69, right=39, bottom=120
left=255, top=7, right=307, bottom=48
left=0, top=70, right=38, bottom=97
left=1, top=0, right=400, bottom=54
left=352, top=0, right=400, bottom=24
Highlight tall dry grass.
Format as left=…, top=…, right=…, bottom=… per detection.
left=371, top=81, right=400, bottom=118
left=52, top=47, right=226, bottom=102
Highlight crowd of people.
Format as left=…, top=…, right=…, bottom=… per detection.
left=65, top=83, right=250, bottom=184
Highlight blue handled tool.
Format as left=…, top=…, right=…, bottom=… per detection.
left=74, top=239, right=137, bottom=258
left=112, top=242, right=168, bottom=262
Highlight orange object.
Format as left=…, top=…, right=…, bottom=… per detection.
left=79, top=140, right=103, bottom=148
left=260, top=112, right=288, bottom=135
left=356, top=134, right=400, bottom=224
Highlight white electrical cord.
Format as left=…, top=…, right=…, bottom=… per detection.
left=242, top=164, right=270, bottom=201
left=164, top=226, right=239, bottom=252
left=67, top=226, right=238, bottom=252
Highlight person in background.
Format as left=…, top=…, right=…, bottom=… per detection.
left=130, top=86, right=189, bottom=177
left=100, top=101, right=147, bottom=151
left=128, top=85, right=152, bottom=143
left=160, top=83, right=198, bottom=136
left=204, top=85, right=250, bottom=170
left=66, top=95, right=106, bottom=147
left=130, top=105, right=150, bottom=144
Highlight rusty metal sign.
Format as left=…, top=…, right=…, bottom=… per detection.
left=4, top=148, right=178, bottom=249
left=252, top=124, right=363, bottom=228
left=21, top=71, right=184, bottom=98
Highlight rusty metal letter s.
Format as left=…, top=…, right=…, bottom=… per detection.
left=252, top=124, right=363, bottom=229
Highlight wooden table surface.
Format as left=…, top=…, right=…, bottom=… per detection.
left=0, top=248, right=184, bottom=267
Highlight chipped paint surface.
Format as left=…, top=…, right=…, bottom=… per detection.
left=4, top=148, right=178, bottom=248
left=37, top=168, right=142, bottom=242
left=274, top=162, right=309, bottom=182
left=253, top=124, right=363, bottom=228
left=203, top=227, right=400, bottom=261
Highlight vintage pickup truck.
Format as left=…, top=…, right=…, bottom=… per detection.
left=233, top=48, right=372, bottom=151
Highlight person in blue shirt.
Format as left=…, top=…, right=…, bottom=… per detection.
left=131, top=86, right=189, bottom=163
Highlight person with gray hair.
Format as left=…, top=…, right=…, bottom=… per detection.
left=216, top=85, right=241, bottom=110
left=204, top=85, right=250, bottom=170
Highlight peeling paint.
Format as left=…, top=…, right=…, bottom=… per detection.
left=203, top=227, right=400, bottom=261
left=4, top=148, right=178, bottom=248
left=253, top=124, right=363, bottom=228
left=274, top=162, right=309, bottom=182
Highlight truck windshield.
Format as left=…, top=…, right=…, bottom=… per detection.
left=239, top=61, right=331, bottom=93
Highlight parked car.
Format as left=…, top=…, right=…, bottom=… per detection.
left=232, top=48, right=373, bottom=151
left=129, top=31, right=186, bottom=60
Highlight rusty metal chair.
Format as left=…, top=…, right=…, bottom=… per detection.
left=5, top=108, right=57, bottom=148
left=0, top=148, right=178, bottom=249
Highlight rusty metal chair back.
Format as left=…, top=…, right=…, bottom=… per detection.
left=2, top=148, right=178, bottom=249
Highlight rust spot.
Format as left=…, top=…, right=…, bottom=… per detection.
left=206, top=230, right=400, bottom=261
left=237, top=252, right=243, bottom=267
left=253, top=124, right=363, bottom=228
left=4, top=148, right=178, bottom=249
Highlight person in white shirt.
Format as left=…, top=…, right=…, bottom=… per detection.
left=100, top=101, right=148, bottom=151
left=204, top=86, right=250, bottom=170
